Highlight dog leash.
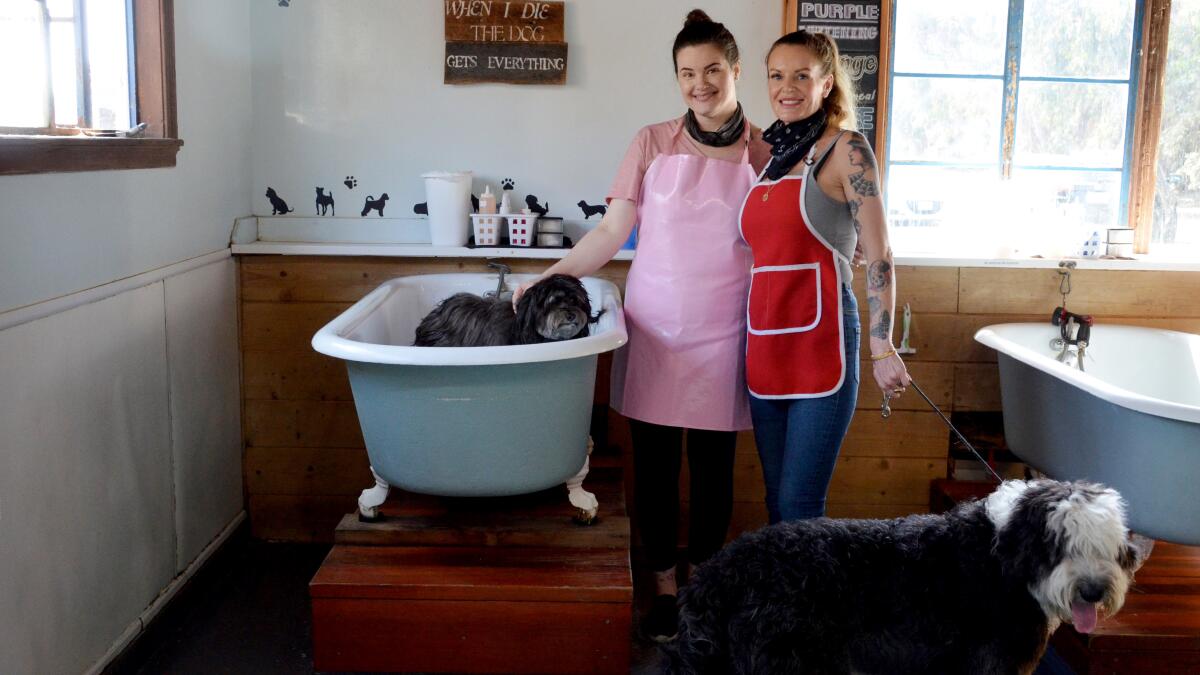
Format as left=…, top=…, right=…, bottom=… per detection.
left=883, top=380, right=1004, bottom=484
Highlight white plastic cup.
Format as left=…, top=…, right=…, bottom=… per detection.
left=421, top=171, right=473, bottom=246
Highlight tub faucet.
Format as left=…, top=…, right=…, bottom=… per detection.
left=486, top=260, right=512, bottom=299
left=1051, top=307, right=1092, bottom=371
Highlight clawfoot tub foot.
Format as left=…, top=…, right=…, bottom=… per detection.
left=358, top=467, right=390, bottom=522
left=566, top=437, right=599, bottom=525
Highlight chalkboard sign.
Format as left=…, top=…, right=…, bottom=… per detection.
left=794, top=0, right=883, bottom=149
left=795, top=1, right=882, bottom=52
left=444, top=1, right=568, bottom=85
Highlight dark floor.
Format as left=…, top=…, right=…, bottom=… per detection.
left=107, top=532, right=1074, bottom=675
left=106, top=531, right=664, bottom=675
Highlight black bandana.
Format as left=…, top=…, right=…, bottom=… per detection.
left=761, top=109, right=828, bottom=180
left=684, top=103, right=746, bottom=148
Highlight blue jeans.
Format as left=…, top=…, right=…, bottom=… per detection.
left=750, top=285, right=860, bottom=524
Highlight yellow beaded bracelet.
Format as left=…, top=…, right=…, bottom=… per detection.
left=870, top=347, right=897, bottom=362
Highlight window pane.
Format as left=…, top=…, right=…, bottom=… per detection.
left=886, top=165, right=1006, bottom=254
left=85, top=0, right=131, bottom=129
left=50, top=19, right=79, bottom=126
left=1014, top=81, right=1127, bottom=169
left=1011, top=169, right=1122, bottom=233
left=893, top=0, right=1007, bottom=75
left=1154, top=0, right=1200, bottom=250
left=1020, top=0, right=1135, bottom=79
left=45, top=0, right=74, bottom=20
left=0, top=2, right=48, bottom=127
left=889, top=77, right=1003, bottom=163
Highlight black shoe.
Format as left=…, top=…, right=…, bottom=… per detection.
left=643, top=593, right=679, bottom=643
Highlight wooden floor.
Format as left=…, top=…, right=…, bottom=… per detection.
left=310, top=466, right=633, bottom=674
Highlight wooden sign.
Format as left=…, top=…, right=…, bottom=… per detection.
left=445, top=41, right=568, bottom=84
left=444, top=0, right=564, bottom=42
left=444, top=1, right=568, bottom=85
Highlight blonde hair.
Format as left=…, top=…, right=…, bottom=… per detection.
left=767, top=31, right=857, bottom=131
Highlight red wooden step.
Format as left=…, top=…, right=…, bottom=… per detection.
left=311, top=545, right=632, bottom=674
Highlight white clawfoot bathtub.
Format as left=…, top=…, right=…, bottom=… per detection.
left=311, top=273, right=626, bottom=520
left=975, top=323, right=1200, bottom=545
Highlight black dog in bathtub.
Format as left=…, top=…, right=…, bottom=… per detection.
left=413, top=274, right=601, bottom=347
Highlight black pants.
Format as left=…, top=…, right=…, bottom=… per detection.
left=630, top=419, right=737, bottom=573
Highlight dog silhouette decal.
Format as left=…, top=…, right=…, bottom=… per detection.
left=361, top=193, right=390, bottom=217
left=265, top=187, right=293, bottom=215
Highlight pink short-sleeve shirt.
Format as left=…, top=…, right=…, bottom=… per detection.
left=607, top=115, right=771, bottom=204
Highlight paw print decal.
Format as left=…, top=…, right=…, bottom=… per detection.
left=344, top=176, right=358, bottom=190
left=501, top=178, right=515, bottom=191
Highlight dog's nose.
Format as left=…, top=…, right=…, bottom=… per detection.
left=1078, top=580, right=1106, bottom=604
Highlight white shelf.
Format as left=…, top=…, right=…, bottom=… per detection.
left=231, top=241, right=635, bottom=260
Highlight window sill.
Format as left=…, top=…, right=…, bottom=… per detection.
left=0, top=136, right=184, bottom=175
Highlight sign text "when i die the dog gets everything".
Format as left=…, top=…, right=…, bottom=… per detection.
left=444, top=1, right=568, bottom=85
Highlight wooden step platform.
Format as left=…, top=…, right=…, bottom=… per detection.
left=310, top=467, right=632, bottom=674
left=1052, top=541, right=1200, bottom=674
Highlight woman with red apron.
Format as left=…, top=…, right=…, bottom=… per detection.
left=515, top=12, right=769, bottom=641
left=740, top=32, right=910, bottom=524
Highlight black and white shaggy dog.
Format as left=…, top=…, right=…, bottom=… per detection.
left=672, top=479, right=1153, bottom=675
left=413, top=274, right=596, bottom=347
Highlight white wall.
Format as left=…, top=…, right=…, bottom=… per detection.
left=0, top=1, right=252, bottom=673
left=0, top=0, right=253, bottom=315
left=250, top=0, right=780, bottom=223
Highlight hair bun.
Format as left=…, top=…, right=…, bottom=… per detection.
left=685, top=9, right=713, bottom=25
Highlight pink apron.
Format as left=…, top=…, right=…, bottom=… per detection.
left=610, top=127, right=756, bottom=431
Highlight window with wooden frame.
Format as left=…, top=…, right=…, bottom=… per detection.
left=0, top=0, right=180, bottom=176
left=881, top=0, right=1144, bottom=257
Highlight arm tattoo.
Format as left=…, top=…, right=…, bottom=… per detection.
left=867, top=295, right=880, bottom=316
left=867, top=260, right=892, bottom=292
left=848, top=197, right=863, bottom=238
left=849, top=172, right=878, bottom=198
left=871, top=309, right=891, bottom=340
left=847, top=135, right=879, bottom=198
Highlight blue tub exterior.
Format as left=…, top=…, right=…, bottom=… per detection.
left=347, top=356, right=597, bottom=497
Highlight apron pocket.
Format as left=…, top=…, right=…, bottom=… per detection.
left=748, top=263, right=821, bottom=334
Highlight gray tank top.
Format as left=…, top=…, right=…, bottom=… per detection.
left=805, top=130, right=857, bottom=282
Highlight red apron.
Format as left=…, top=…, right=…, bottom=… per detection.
left=739, top=155, right=846, bottom=398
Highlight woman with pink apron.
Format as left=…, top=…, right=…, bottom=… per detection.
left=740, top=31, right=910, bottom=525
left=515, top=11, right=768, bottom=641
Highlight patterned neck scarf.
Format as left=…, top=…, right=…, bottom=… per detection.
left=684, top=102, right=746, bottom=148
left=761, top=109, right=828, bottom=180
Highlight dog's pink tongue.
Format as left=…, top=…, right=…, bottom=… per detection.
left=1071, top=601, right=1099, bottom=634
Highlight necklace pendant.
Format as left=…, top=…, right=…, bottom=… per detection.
left=761, top=191, right=769, bottom=202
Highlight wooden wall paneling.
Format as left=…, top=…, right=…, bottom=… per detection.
left=842, top=411, right=951, bottom=459
left=717, top=455, right=942, bottom=505
left=243, top=350, right=352, bottom=401
left=858, top=312, right=1045, bottom=363
left=245, top=446, right=371, bottom=496
left=953, top=363, right=1003, bottom=411
left=244, top=399, right=364, bottom=449
left=854, top=360, right=954, bottom=411
left=240, top=255, right=630, bottom=303
left=959, top=268, right=1200, bottom=317
left=849, top=265, right=961, bottom=314
left=241, top=302, right=351, bottom=351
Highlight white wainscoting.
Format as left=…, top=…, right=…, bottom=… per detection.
left=0, top=252, right=243, bottom=675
